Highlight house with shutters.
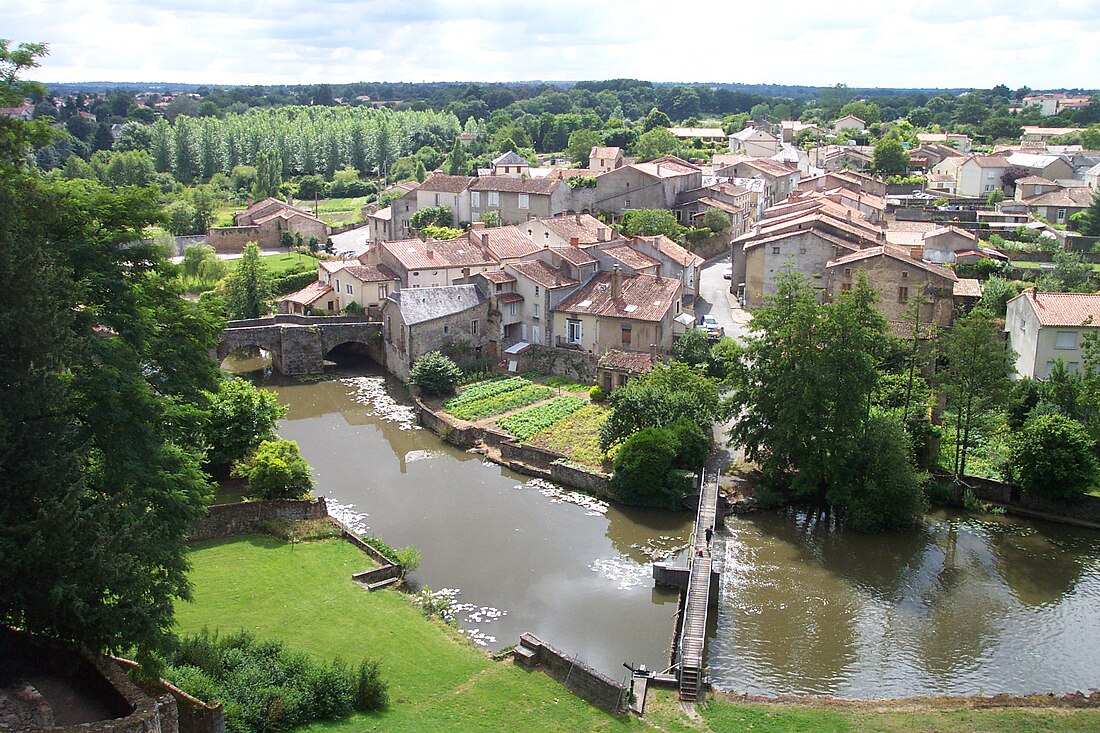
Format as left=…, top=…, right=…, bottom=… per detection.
left=379, top=236, right=497, bottom=288
left=523, top=213, right=616, bottom=248
left=729, top=127, right=780, bottom=157
left=468, top=175, right=568, bottom=225
left=553, top=268, right=683, bottom=355
left=278, top=260, right=400, bottom=315
left=592, top=155, right=702, bottom=218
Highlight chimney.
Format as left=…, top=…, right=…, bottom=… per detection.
left=471, top=221, right=486, bottom=230
left=656, top=163, right=661, bottom=175
left=575, top=212, right=582, bottom=224
left=426, top=247, right=434, bottom=259
left=611, top=265, right=622, bottom=300
left=649, top=343, right=658, bottom=360
left=570, top=236, right=579, bottom=248
left=598, top=226, right=608, bottom=242
left=846, top=210, right=852, bottom=222
left=633, top=235, right=640, bottom=247
left=555, top=267, right=562, bottom=286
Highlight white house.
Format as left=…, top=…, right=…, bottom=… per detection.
left=833, top=115, right=866, bottom=132
left=729, top=127, right=779, bottom=157
left=1005, top=290, right=1100, bottom=379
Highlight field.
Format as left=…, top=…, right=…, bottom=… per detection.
left=523, top=402, right=612, bottom=471
left=496, top=396, right=586, bottom=439
left=443, top=377, right=555, bottom=421
left=312, top=196, right=371, bottom=226
left=224, top=252, right=318, bottom=275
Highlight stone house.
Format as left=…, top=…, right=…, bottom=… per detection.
left=833, top=115, right=866, bottom=132
left=1020, top=186, right=1093, bottom=226
left=935, top=155, right=1011, bottom=198
left=363, top=181, right=418, bottom=244
left=780, top=120, right=825, bottom=143
left=1005, top=152, right=1075, bottom=182
left=489, top=150, right=531, bottom=177
left=741, top=228, right=861, bottom=306
left=915, top=133, right=972, bottom=153
left=628, top=234, right=705, bottom=302
left=596, top=243, right=661, bottom=276
left=909, top=143, right=965, bottom=170
left=589, top=146, right=624, bottom=171
left=808, top=144, right=874, bottom=172
left=503, top=258, right=583, bottom=347
left=1005, top=290, right=1100, bottom=379
left=379, top=236, right=498, bottom=288
left=553, top=268, right=683, bottom=355
left=920, top=225, right=980, bottom=264
left=592, top=156, right=702, bottom=217
left=468, top=175, right=568, bottom=225
left=729, top=127, right=780, bottom=157
left=824, top=245, right=957, bottom=330
left=1021, top=126, right=1087, bottom=143
left=413, top=173, right=475, bottom=227
left=280, top=260, right=400, bottom=315
left=597, top=348, right=656, bottom=392
left=212, top=197, right=328, bottom=251
left=712, top=157, right=800, bottom=209
left=382, top=285, right=490, bottom=382
left=677, top=181, right=759, bottom=238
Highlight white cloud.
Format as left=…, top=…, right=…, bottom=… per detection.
left=2, top=0, right=1098, bottom=88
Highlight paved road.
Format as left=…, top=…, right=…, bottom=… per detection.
left=330, top=224, right=372, bottom=258
left=695, top=252, right=753, bottom=344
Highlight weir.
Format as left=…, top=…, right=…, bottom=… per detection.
left=653, top=468, right=723, bottom=701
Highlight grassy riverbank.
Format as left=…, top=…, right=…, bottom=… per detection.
left=178, top=535, right=1100, bottom=733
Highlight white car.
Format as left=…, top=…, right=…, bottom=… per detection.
left=699, top=315, right=724, bottom=340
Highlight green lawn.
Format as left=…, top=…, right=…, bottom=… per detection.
left=178, top=536, right=642, bottom=732
left=178, top=536, right=1100, bottom=733
left=313, top=196, right=370, bottom=226
left=225, top=252, right=318, bottom=276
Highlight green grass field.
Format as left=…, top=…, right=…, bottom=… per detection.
left=224, top=252, right=318, bottom=275
left=178, top=536, right=1100, bottom=733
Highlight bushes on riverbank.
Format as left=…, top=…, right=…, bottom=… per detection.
left=161, top=629, right=386, bottom=733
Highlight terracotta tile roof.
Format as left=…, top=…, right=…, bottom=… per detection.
left=590, top=146, right=621, bottom=159
left=535, top=213, right=607, bottom=244
left=602, top=244, right=661, bottom=271
left=320, top=259, right=359, bottom=274
left=598, top=349, right=655, bottom=374
left=382, top=238, right=496, bottom=271
left=341, top=264, right=400, bottom=282
left=1022, top=187, right=1093, bottom=207
left=469, top=176, right=560, bottom=194
left=418, top=173, right=474, bottom=193
left=369, top=205, right=392, bottom=221
left=697, top=196, right=743, bottom=216
left=1014, top=291, right=1100, bottom=327
left=741, top=227, right=863, bottom=254
left=474, top=225, right=543, bottom=260
left=629, top=155, right=701, bottom=178
left=281, top=281, right=333, bottom=306
left=826, top=245, right=957, bottom=281
left=480, top=269, right=517, bottom=284
left=1015, top=176, right=1057, bottom=185
left=508, top=259, right=578, bottom=289
left=638, top=235, right=704, bottom=268
left=549, top=246, right=599, bottom=266
left=973, top=156, right=1011, bottom=168
left=924, top=225, right=978, bottom=242
left=555, top=272, right=682, bottom=322
left=888, top=220, right=941, bottom=233
left=253, top=208, right=324, bottom=226
left=953, top=278, right=983, bottom=298
left=496, top=291, right=524, bottom=304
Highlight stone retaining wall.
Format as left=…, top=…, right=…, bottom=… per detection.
left=937, top=470, right=1100, bottom=527
left=188, top=498, right=329, bottom=543
left=113, top=658, right=224, bottom=733
left=515, top=633, right=626, bottom=713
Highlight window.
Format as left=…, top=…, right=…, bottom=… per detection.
left=443, top=324, right=449, bottom=335
left=335, top=278, right=341, bottom=291
left=844, top=268, right=851, bottom=276
left=533, top=303, right=541, bottom=320
left=509, top=302, right=518, bottom=316
left=772, top=246, right=781, bottom=255
left=434, top=193, right=439, bottom=205
left=471, top=191, right=480, bottom=207
left=534, top=285, right=540, bottom=297
left=527, top=229, right=533, bottom=236
left=1070, top=361, right=1080, bottom=373
left=412, top=271, right=420, bottom=277
left=470, top=319, right=479, bottom=335
left=624, top=197, right=631, bottom=208
left=799, top=247, right=807, bottom=254
left=901, top=271, right=908, bottom=279
left=518, top=193, right=529, bottom=209
left=1057, top=207, right=1067, bottom=222
left=841, top=282, right=852, bottom=291
left=402, top=219, right=409, bottom=230
left=345, top=284, right=352, bottom=295
left=1055, top=331, right=1078, bottom=349
left=898, top=286, right=909, bottom=303
left=567, top=319, right=582, bottom=344
left=377, top=285, right=388, bottom=300
left=621, top=324, right=632, bottom=346
left=494, top=283, right=502, bottom=292
left=488, top=191, right=499, bottom=206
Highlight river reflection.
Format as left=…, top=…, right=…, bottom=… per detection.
left=229, top=358, right=692, bottom=677
left=710, top=507, right=1100, bottom=697
left=224, top=354, right=1100, bottom=696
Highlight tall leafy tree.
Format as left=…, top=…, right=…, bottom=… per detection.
left=1, top=43, right=222, bottom=660
left=939, top=310, right=1015, bottom=476
left=446, top=137, right=467, bottom=175
left=224, top=242, right=273, bottom=319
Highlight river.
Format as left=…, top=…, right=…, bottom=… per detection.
left=227, top=351, right=1100, bottom=698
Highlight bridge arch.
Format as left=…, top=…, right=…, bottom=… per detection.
left=214, top=316, right=383, bottom=376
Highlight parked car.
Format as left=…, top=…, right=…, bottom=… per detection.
left=699, top=315, right=724, bottom=340
left=722, top=266, right=732, bottom=280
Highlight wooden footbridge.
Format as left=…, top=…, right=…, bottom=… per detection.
left=651, top=468, right=723, bottom=701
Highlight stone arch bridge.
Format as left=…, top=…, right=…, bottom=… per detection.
left=216, top=315, right=384, bottom=375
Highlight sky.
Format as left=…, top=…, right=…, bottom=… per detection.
left=4, top=0, right=1099, bottom=90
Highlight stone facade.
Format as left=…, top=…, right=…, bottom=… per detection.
left=383, top=294, right=490, bottom=382
left=216, top=317, right=383, bottom=376
left=205, top=226, right=260, bottom=254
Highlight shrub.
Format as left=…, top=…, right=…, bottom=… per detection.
left=1010, top=413, right=1096, bottom=501
left=668, top=419, right=708, bottom=470
left=354, top=660, right=387, bottom=711
left=202, top=378, right=287, bottom=469
left=410, top=351, right=463, bottom=396
left=272, top=269, right=320, bottom=297
left=243, top=439, right=313, bottom=500
left=610, top=427, right=681, bottom=508
left=394, top=545, right=422, bottom=577
left=566, top=175, right=597, bottom=189
left=589, top=385, right=606, bottom=402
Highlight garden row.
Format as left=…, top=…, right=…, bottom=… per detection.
left=496, top=396, right=587, bottom=440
